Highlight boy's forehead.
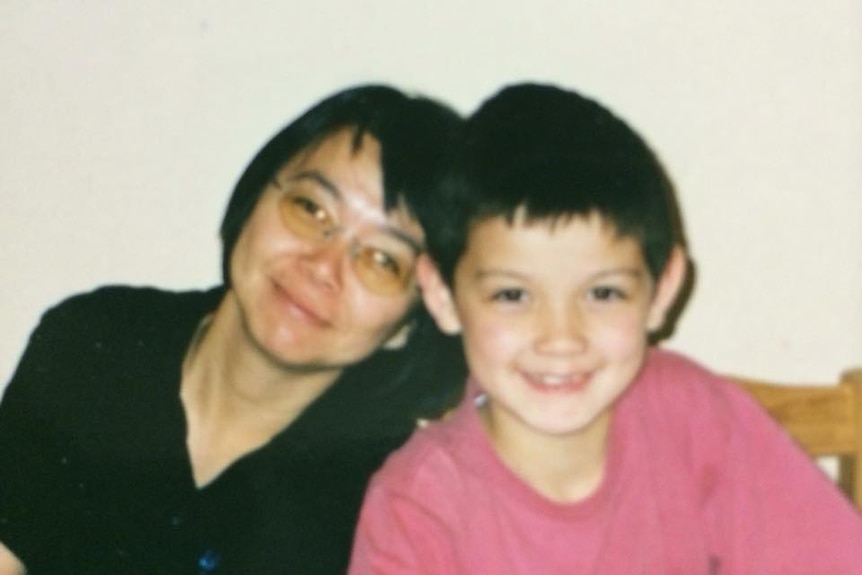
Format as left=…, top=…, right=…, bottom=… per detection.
left=486, top=207, right=624, bottom=238
left=465, top=210, right=649, bottom=268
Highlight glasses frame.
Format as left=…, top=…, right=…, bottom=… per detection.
left=271, top=177, right=421, bottom=297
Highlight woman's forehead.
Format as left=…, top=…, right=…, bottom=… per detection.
left=277, top=129, right=425, bottom=247
left=279, top=128, right=381, bottom=179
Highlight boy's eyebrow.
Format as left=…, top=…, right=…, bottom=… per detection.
left=589, top=268, right=648, bottom=280
left=285, top=170, right=424, bottom=254
left=474, top=269, right=525, bottom=281
left=474, top=267, right=647, bottom=281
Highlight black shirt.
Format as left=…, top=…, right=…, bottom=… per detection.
left=0, top=286, right=465, bottom=574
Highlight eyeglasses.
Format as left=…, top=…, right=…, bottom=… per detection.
left=273, top=178, right=420, bottom=296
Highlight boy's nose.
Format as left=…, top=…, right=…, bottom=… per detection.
left=534, top=304, right=587, bottom=355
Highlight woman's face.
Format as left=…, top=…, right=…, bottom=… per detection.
left=228, top=128, right=424, bottom=375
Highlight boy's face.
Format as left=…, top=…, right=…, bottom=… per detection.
left=419, top=211, right=684, bottom=443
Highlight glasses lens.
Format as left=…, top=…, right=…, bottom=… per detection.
left=278, top=184, right=336, bottom=240
left=353, top=244, right=416, bottom=296
left=275, top=179, right=418, bottom=297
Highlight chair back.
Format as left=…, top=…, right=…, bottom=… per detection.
left=730, top=369, right=862, bottom=508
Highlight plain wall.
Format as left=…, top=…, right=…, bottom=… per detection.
left=2, top=0, right=861, bottom=392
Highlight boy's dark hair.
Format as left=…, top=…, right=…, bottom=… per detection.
left=425, top=82, right=684, bottom=286
left=219, top=84, right=462, bottom=285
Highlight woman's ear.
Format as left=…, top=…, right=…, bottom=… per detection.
left=647, top=246, right=688, bottom=333
left=416, top=254, right=462, bottom=335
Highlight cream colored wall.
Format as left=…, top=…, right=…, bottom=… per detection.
left=2, top=1, right=860, bottom=392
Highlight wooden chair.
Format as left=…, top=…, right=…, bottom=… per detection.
left=729, top=368, right=862, bottom=508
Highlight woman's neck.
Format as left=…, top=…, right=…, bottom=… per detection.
left=180, top=292, right=342, bottom=487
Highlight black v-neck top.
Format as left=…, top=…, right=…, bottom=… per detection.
left=0, top=285, right=465, bottom=574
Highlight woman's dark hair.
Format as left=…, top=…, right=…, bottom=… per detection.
left=217, top=85, right=468, bottom=421
left=219, top=84, right=462, bottom=285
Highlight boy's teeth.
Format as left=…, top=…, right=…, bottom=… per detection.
left=539, top=374, right=569, bottom=385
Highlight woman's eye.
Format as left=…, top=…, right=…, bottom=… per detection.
left=354, top=247, right=415, bottom=293
left=369, top=250, right=402, bottom=276
left=492, top=288, right=527, bottom=303
left=280, top=192, right=335, bottom=238
left=292, top=196, right=329, bottom=224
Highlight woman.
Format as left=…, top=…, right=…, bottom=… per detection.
left=0, top=85, right=466, bottom=574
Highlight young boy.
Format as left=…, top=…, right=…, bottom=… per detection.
left=348, top=83, right=862, bottom=574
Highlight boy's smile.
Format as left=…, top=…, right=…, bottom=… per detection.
left=421, top=211, right=684, bottom=452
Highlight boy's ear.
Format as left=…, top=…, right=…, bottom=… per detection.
left=416, top=254, right=462, bottom=335
left=647, top=246, right=688, bottom=333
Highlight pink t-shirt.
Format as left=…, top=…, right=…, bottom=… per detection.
left=350, top=349, right=862, bottom=574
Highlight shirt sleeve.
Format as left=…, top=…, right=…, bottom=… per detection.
left=704, top=379, right=862, bottom=573
left=348, top=475, right=461, bottom=575
left=0, top=298, right=91, bottom=565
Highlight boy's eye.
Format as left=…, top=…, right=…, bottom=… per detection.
left=491, top=288, right=528, bottom=303
left=589, top=286, right=625, bottom=301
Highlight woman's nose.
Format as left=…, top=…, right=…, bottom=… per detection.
left=299, top=236, right=348, bottom=292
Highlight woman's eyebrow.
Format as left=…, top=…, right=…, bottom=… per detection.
left=286, top=169, right=424, bottom=254
left=383, top=227, right=424, bottom=255
left=287, top=170, right=341, bottom=200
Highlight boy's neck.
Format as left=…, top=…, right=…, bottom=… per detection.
left=479, top=403, right=611, bottom=504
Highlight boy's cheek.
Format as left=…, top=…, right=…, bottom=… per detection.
left=591, top=318, right=653, bottom=365
left=460, top=316, right=525, bottom=359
